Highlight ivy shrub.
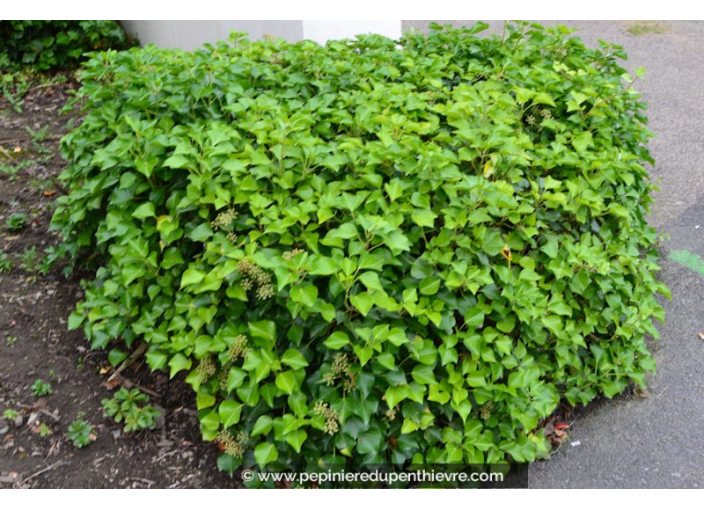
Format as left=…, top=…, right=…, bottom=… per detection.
left=0, top=20, right=135, bottom=72
left=53, top=22, right=669, bottom=481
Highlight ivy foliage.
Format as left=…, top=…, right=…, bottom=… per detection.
left=0, top=20, right=135, bottom=72
left=53, top=22, right=669, bottom=479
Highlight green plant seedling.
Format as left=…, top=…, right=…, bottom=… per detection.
left=31, top=379, right=53, bottom=397
left=5, top=212, right=27, bottom=231
left=19, top=246, right=38, bottom=272
left=0, top=251, right=13, bottom=273
left=3, top=409, right=19, bottom=420
left=0, top=160, right=32, bottom=181
left=102, top=388, right=160, bottom=432
left=66, top=413, right=96, bottom=448
left=38, top=422, right=52, bottom=437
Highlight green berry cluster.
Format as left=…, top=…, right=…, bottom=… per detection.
left=314, top=401, right=339, bottom=435
left=210, top=208, right=238, bottom=231
left=282, top=248, right=305, bottom=261
left=216, top=429, right=249, bottom=458
left=322, top=353, right=356, bottom=393
left=197, top=355, right=216, bottom=379
left=237, top=259, right=274, bottom=301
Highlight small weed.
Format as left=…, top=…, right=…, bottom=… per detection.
left=5, top=212, right=28, bottom=231
left=31, top=379, right=53, bottom=397
left=25, top=127, right=52, bottom=155
left=1, top=73, right=30, bottom=113
left=66, top=412, right=96, bottom=448
left=626, top=21, right=672, bottom=36
left=19, top=246, right=38, bottom=271
left=6, top=336, right=18, bottom=345
left=0, top=160, right=32, bottom=181
left=3, top=409, right=19, bottom=420
left=38, top=422, right=52, bottom=437
left=77, top=357, right=84, bottom=370
left=102, top=388, right=160, bottom=432
left=25, top=125, right=50, bottom=143
left=0, top=251, right=14, bottom=273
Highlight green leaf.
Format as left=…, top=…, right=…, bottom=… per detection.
left=285, top=429, right=308, bottom=453
left=226, top=367, right=247, bottom=392
left=132, top=202, right=155, bottom=219
left=402, top=418, right=420, bottom=434
left=354, top=344, right=374, bottom=367
left=384, top=230, right=411, bottom=254
left=411, top=209, right=438, bottom=228
left=281, top=349, right=309, bottom=370
left=163, top=154, right=191, bottom=169
left=533, top=92, right=556, bottom=107
left=324, top=331, right=350, bottom=350
left=572, top=131, right=594, bottom=153
left=275, top=371, right=298, bottom=395
left=219, top=400, right=244, bottom=428
left=217, top=453, right=242, bottom=474
left=251, top=415, right=274, bottom=436
left=168, top=353, right=192, bottom=379
left=357, top=429, right=382, bottom=455
left=290, top=284, right=318, bottom=308
left=350, top=292, right=374, bottom=316
left=199, top=410, right=220, bottom=432
left=188, top=223, right=213, bottom=242
left=108, top=349, right=127, bottom=366
left=358, top=271, right=383, bottom=291
left=180, top=268, right=205, bottom=288
left=162, top=247, right=184, bottom=269
left=249, top=320, right=276, bottom=343
left=453, top=399, right=472, bottom=423
left=197, top=391, right=216, bottom=410
left=308, top=255, right=338, bottom=275
left=384, top=385, right=409, bottom=408
left=419, top=276, right=441, bottom=296
left=428, top=384, right=451, bottom=404
left=145, top=350, right=168, bottom=371
left=384, top=179, right=404, bottom=201
left=67, top=311, right=84, bottom=330
left=412, top=364, right=436, bottom=385
left=254, top=442, right=279, bottom=467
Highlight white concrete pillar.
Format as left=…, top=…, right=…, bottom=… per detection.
left=120, top=20, right=403, bottom=51
left=301, top=20, right=402, bottom=45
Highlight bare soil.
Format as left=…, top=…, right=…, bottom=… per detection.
left=0, top=79, right=239, bottom=488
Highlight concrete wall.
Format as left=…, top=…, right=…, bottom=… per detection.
left=121, top=20, right=402, bottom=51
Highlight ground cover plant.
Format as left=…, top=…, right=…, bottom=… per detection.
left=0, top=21, right=134, bottom=72
left=53, top=21, right=669, bottom=485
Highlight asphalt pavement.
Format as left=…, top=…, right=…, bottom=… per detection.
left=404, top=20, right=704, bottom=488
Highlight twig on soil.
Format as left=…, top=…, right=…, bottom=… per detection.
left=168, top=474, right=196, bottom=489
left=0, top=145, right=14, bottom=160
left=155, top=449, right=180, bottom=462
left=106, top=342, right=148, bottom=383
left=39, top=408, right=60, bottom=422
left=130, top=477, right=156, bottom=487
left=22, top=461, right=70, bottom=485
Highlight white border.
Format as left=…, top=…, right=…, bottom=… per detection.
left=2, top=1, right=702, bottom=20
